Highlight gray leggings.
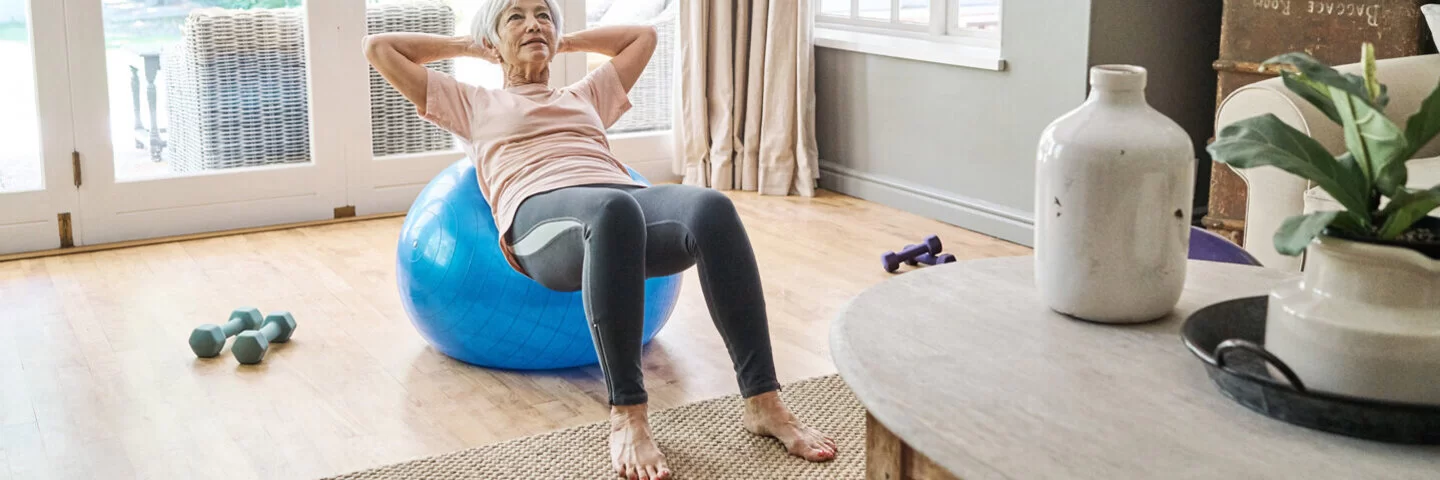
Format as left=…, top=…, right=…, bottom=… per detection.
left=508, top=183, right=780, bottom=405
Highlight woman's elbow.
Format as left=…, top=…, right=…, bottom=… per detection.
left=638, top=25, right=658, bottom=46
left=633, top=25, right=658, bottom=54
left=361, top=34, right=388, bottom=62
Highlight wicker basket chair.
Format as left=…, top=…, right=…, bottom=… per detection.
left=162, top=2, right=457, bottom=172
left=161, top=7, right=310, bottom=172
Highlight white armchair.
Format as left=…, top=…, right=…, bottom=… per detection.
left=1213, top=54, right=1440, bottom=271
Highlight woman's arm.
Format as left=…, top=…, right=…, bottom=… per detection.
left=558, top=25, right=657, bottom=92
left=362, top=32, right=497, bottom=115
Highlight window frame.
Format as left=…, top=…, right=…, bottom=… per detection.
left=816, top=0, right=999, bottom=41
left=814, top=0, right=1003, bottom=70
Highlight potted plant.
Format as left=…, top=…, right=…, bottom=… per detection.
left=1206, top=43, right=1440, bottom=406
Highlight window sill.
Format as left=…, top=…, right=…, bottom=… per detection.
left=813, top=27, right=1005, bottom=71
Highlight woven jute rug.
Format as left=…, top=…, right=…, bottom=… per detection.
left=323, top=374, right=863, bottom=479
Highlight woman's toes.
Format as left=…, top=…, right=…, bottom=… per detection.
left=816, top=443, right=838, bottom=460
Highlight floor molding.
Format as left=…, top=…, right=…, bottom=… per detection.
left=819, top=160, right=1034, bottom=246
left=0, top=212, right=406, bottom=263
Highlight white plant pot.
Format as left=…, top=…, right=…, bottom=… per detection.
left=1034, top=65, right=1196, bottom=323
left=1264, top=235, right=1440, bottom=405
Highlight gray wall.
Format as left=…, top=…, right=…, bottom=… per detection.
left=1088, top=0, right=1223, bottom=212
left=816, top=0, right=1221, bottom=246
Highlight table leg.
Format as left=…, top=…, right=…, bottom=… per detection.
left=866, top=413, right=960, bottom=480
left=143, top=56, right=164, bottom=162
left=130, top=65, right=144, bottom=150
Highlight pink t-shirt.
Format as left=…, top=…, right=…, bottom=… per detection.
left=420, top=62, right=643, bottom=273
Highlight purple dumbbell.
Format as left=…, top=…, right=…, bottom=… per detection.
left=915, top=252, right=957, bottom=266
left=902, top=244, right=923, bottom=266
left=882, top=235, right=943, bottom=273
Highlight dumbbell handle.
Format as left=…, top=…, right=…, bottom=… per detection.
left=895, top=243, right=930, bottom=259
left=256, top=320, right=283, bottom=341
left=218, top=316, right=252, bottom=337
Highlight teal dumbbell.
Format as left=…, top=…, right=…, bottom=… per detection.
left=189, top=308, right=265, bottom=358
left=232, top=312, right=297, bottom=365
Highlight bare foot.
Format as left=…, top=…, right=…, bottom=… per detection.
left=610, top=404, right=671, bottom=480
left=742, top=391, right=838, bottom=462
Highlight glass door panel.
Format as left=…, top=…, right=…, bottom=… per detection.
left=0, top=5, right=43, bottom=194
left=347, top=0, right=507, bottom=216
left=100, top=0, right=312, bottom=181
left=0, top=0, right=81, bottom=255
left=365, top=0, right=502, bottom=159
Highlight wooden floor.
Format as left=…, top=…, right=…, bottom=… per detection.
left=0, top=189, right=1030, bottom=480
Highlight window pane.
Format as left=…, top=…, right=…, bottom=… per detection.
left=586, top=0, right=675, bottom=134
left=102, top=0, right=313, bottom=181
left=820, top=0, right=851, bottom=17
left=857, top=0, right=889, bottom=21
left=898, top=0, right=928, bottom=24
left=955, top=0, right=1000, bottom=31
left=367, top=0, right=503, bottom=157
left=0, top=5, right=43, bottom=193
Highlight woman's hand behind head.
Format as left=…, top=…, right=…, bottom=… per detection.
left=469, top=37, right=503, bottom=64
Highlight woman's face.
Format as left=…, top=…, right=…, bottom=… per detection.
left=494, top=0, right=557, bottom=67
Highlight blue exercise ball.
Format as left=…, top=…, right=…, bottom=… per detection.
left=396, top=159, right=683, bottom=370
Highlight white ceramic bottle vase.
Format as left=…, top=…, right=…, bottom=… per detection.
left=1034, top=65, right=1196, bottom=323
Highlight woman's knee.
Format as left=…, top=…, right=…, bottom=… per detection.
left=682, top=188, right=741, bottom=233
left=586, top=190, right=645, bottom=237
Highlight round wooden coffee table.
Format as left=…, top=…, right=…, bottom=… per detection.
left=830, top=256, right=1440, bottom=479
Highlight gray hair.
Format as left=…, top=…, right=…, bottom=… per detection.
left=470, top=0, right=564, bottom=49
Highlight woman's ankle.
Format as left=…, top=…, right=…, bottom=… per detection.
left=744, top=390, right=783, bottom=408
left=611, top=403, right=649, bottom=422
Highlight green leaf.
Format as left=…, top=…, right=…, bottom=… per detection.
left=1208, top=115, right=1372, bottom=220
left=1377, top=186, right=1440, bottom=239
left=1281, top=72, right=1342, bottom=124
left=1362, top=43, right=1381, bottom=104
left=1265, top=52, right=1382, bottom=111
left=1402, top=77, right=1440, bottom=161
left=1335, top=92, right=1409, bottom=196
left=1274, top=212, right=1340, bottom=256
left=1267, top=50, right=1406, bottom=193
left=1329, top=210, right=1370, bottom=235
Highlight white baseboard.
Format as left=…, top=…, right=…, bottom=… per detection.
left=819, top=160, right=1034, bottom=247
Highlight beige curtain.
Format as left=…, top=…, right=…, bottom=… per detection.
left=673, top=0, right=818, bottom=196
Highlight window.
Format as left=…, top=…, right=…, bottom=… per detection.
left=814, top=0, right=1003, bottom=70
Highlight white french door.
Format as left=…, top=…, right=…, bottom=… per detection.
left=64, top=0, right=346, bottom=245
left=0, top=0, right=676, bottom=255
left=0, top=0, right=80, bottom=255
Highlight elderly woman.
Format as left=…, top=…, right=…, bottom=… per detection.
left=362, top=0, right=835, bottom=478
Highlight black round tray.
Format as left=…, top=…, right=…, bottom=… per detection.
left=1181, top=296, right=1440, bottom=444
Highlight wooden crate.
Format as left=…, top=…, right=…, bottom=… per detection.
left=1206, top=0, right=1436, bottom=245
